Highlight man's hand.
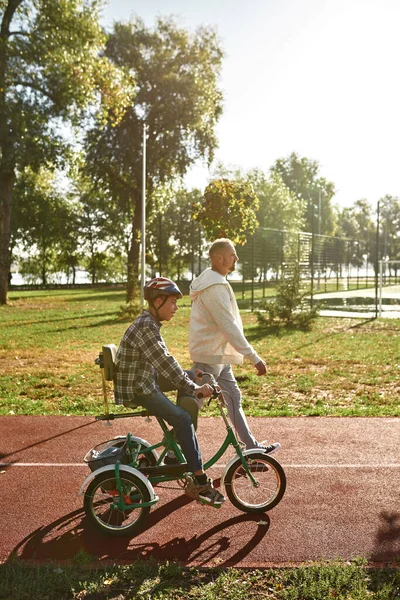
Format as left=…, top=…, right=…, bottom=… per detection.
left=254, top=360, right=267, bottom=376
left=195, top=383, right=214, bottom=399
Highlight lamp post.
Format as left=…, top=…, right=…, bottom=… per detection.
left=317, top=186, right=322, bottom=290
left=374, top=200, right=380, bottom=318
left=140, top=123, right=147, bottom=308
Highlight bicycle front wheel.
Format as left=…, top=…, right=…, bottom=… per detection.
left=224, top=453, right=286, bottom=513
left=84, top=471, right=151, bottom=537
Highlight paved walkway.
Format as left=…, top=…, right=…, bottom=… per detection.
left=1, top=415, right=399, bottom=567
left=315, top=284, right=400, bottom=318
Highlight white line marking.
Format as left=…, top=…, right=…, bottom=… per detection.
left=0, top=462, right=85, bottom=467
left=1, top=462, right=400, bottom=469
left=285, top=464, right=400, bottom=469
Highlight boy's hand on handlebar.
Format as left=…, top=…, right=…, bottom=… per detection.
left=195, top=383, right=214, bottom=399
left=254, top=360, right=267, bottom=376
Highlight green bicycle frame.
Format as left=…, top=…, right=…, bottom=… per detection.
left=126, top=399, right=260, bottom=487
left=99, top=396, right=260, bottom=512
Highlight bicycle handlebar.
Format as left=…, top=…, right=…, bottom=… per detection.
left=195, top=385, right=223, bottom=408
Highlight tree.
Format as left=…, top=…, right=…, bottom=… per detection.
left=0, top=0, right=134, bottom=303
left=210, top=164, right=305, bottom=232
left=336, top=199, right=372, bottom=238
left=12, top=167, right=73, bottom=284
left=378, top=195, right=400, bottom=273
left=336, top=199, right=375, bottom=268
left=194, top=178, right=259, bottom=244
left=147, top=186, right=203, bottom=280
left=71, top=168, right=128, bottom=284
left=83, top=16, right=223, bottom=301
left=270, top=152, right=336, bottom=235
left=247, top=169, right=306, bottom=231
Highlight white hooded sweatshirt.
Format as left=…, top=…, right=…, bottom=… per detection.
left=189, top=268, right=262, bottom=366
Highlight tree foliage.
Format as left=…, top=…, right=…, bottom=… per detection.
left=211, top=164, right=306, bottom=232
left=0, top=0, right=134, bottom=303
left=378, top=194, right=400, bottom=263
left=147, top=186, right=203, bottom=280
left=270, top=152, right=336, bottom=235
left=335, top=199, right=376, bottom=268
left=83, top=16, right=223, bottom=300
left=194, top=178, right=259, bottom=244
left=336, top=199, right=374, bottom=240
left=248, top=169, right=306, bottom=232
left=12, top=167, right=75, bottom=284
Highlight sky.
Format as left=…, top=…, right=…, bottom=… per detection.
left=100, top=0, right=400, bottom=209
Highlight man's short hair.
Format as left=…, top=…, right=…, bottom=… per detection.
left=209, top=238, right=233, bottom=258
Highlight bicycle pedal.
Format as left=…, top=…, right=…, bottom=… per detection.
left=198, top=499, right=222, bottom=509
left=183, top=474, right=200, bottom=501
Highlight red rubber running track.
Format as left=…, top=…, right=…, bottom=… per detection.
left=0, top=415, right=399, bottom=567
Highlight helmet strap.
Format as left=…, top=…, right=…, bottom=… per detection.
left=149, top=295, right=168, bottom=320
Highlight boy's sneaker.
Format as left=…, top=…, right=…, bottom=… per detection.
left=163, top=450, right=180, bottom=465
left=185, top=477, right=225, bottom=507
left=258, top=441, right=281, bottom=455
left=198, top=480, right=225, bottom=507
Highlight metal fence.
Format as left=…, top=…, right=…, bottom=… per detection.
left=175, top=227, right=400, bottom=314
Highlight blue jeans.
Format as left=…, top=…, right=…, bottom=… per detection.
left=157, top=370, right=199, bottom=430
left=136, top=384, right=203, bottom=473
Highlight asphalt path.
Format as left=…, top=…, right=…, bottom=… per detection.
left=316, top=284, right=400, bottom=318
left=1, top=415, right=399, bottom=567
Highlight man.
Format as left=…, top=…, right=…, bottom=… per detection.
left=189, top=239, right=280, bottom=454
left=114, top=276, right=225, bottom=507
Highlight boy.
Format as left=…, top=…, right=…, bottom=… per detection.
left=114, top=277, right=225, bottom=507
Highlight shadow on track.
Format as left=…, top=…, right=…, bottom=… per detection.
left=10, top=488, right=271, bottom=567
left=371, top=510, right=400, bottom=565
left=0, top=420, right=98, bottom=461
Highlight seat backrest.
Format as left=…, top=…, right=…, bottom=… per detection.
left=102, top=344, right=117, bottom=381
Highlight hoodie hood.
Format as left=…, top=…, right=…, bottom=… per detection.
left=189, top=268, right=228, bottom=300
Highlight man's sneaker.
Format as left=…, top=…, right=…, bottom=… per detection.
left=258, top=441, right=281, bottom=455
left=185, top=476, right=225, bottom=507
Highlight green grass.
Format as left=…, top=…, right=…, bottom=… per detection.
left=1, top=287, right=399, bottom=416
left=1, top=289, right=400, bottom=597
left=0, top=557, right=399, bottom=600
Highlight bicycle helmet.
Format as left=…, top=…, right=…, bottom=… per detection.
left=144, top=277, right=183, bottom=301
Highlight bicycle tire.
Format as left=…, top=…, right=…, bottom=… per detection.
left=224, top=453, right=286, bottom=513
left=84, top=470, right=151, bottom=537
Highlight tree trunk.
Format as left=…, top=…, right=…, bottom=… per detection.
left=0, top=169, right=15, bottom=304
left=0, top=1, right=22, bottom=304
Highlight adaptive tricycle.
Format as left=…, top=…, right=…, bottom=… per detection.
left=79, top=345, right=286, bottom=537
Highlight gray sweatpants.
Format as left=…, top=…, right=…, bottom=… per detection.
left=192, top=362, right=261, bottom=449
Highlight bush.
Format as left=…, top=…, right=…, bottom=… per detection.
left=118, top=300, right=142, bottom=321
left=256, top=263, right=318, bottom=330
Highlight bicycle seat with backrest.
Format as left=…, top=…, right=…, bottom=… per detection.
left=102, top=344, right=117, bottom=381
left=95, top=344, right=154, bottom=420
left=101, top=343, right=148, bottom=413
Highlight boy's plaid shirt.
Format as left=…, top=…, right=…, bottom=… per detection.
left=114, top=310, right=196, bottom=405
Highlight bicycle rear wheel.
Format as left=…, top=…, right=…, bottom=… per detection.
left=224, top=453, right=286, bottom=513
left=84, top=471, right=151, bottom=537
